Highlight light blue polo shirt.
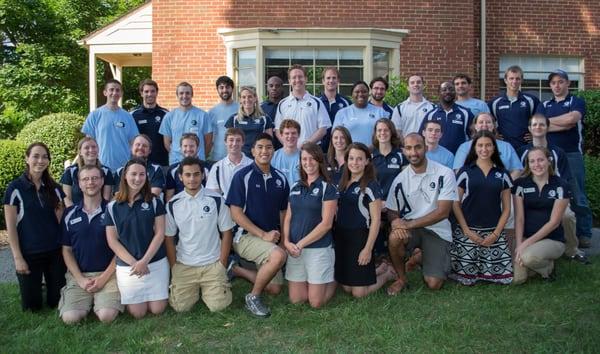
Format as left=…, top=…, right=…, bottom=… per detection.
left=159, top=106, right=212, bottom=164
left=333, top=104, right=387, bottom=145
left=271, top=148, right=300, bottom=185
left=426, top=145, right=455, bottom=169
left=456, top=98, right=490, bottom=117
left=82, top=106, right=139, bottom=171
left=209, top=102, right=239, bottom=161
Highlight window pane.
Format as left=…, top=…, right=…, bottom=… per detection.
left=316, top=49, right=337, bottom=66
left=339, top=85, right=353, bottom=97
left=239, top=68, right=256, bottom=87
left=238, top=49, right=256, bottom=67
left=340, top=49, right=363, bottom=66
left=373, top=48, right=390, bottom=79
left=339, top=67, right=363, bottom=83
left=265, top=49, right=290, bottom=66
left=291, top=49, right=314, bottom=65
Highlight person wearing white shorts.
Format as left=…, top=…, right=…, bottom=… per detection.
left=106, top=158, right=169, bottom=319
left=283, top=142, right=338, bottom=308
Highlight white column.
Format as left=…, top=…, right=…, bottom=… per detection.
left=88, top=50, right=97, bottom=111
left=109, top=63, right=124, bottom=106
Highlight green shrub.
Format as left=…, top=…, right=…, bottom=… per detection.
left=16, top=112, right=84, bottom=179
left=584, top=154, right=600, bottom=222
left=574, top=89, right=600, bottom=156
left=0, top=139, right=27, bottom=229
left=384, top=75, right=409, bottom=108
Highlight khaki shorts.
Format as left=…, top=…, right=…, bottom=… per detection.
left=407, top=228, right=451, bottom=279
left=58, top=271, right=123, bottom=316
left=285, top=246, right=335, bottom=284
left=233, top=233, right=284, bottom=285
left=169, top=261, right=232, bottom=312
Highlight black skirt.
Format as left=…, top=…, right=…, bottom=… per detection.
left=333, top=226, right=376, bottom=286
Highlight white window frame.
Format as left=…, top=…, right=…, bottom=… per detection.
left=218, top=27, right=408, bottom=98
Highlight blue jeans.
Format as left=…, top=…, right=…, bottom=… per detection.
left=566, top=152, right=593, bottom=238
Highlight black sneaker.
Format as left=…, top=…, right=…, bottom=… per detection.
left=245, top=293, right=271, bottom=317
left=226, top=254, right=239, bottom=281
left=569, top=250, right=591, bottom=265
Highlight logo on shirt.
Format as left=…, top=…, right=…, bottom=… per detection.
left=306, top=102, right=312, bottom=107
left=275, top=179, right=283, bottom=189
left=100, top=213, right=105, bottom=220
left=369, top=113, right=375, bottom=119
left=191, top=120, right=197, bottom=126
left=429, top=182, right=436, bottom=190
left=563, top=101, right=571, bottom=108
left=456, top=114, right=462, bottom=119
left=141, top=202, right=150, bottom=211
left=115, top=121, right=125, bottom=128
left=520, top=101, right=527, bottom=108
left=311, top=188, right=320, bottom=196
left=548, top=190, right=557, bottom=199
left=338, top=103, right=344, bottom=108
left=391, top=157, right=398, bottom=164
left=203, top=205, right=210, bottom=212
left=155, top=116, right=162, bottom=122
left=423, top=108, right=428, bottom=112
left=254, top=119, right=261, bottom=124
left=495, top=172, right=503, bottom=179
left=353, top=187, right=361, bottom=194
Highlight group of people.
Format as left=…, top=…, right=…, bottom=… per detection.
left=4, top=63, right=592, bottom=322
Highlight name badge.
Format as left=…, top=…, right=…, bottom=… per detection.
left=451, top=120, right=464, bottom=125
left=189, top=127, right=199, bottom=133
left=290, top=191, right=301, bottom=196
left=387, top=164, right=400, bottom=169
left=138, top=120, right=147, bottom=124
left=238, top=121, right=248, bottom=125
left=498, top=105, right=510, bottom=110
left=69, top=217, right=82, bottom=225
left=523, top=187, right=536, bottom=193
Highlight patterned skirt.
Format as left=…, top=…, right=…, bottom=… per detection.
left=449, top=226, right=513, bottom=285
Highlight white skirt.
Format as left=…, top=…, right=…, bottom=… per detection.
left=116, top=257, right=169, bottom=305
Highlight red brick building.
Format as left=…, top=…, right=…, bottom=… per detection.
left=81, top=0, right=600, bottom=110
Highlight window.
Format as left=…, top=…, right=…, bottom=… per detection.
left=220, top=28, right=407, bottom=98
left=499, top=56, right=584, bottom=101
left=264, top=48, right=363, bottom=96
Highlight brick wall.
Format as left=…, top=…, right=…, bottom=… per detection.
left=152, top=0, right=599, bottom=108
left=153, top=0, right=478, bottom=109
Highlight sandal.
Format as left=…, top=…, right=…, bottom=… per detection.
left=387, top=278, right=409, bottom=296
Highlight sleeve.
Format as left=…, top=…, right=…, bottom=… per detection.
left=501, top=170, right=513, bottom=190
left=165, top=167, right=176, bottom=189
left=274, top=103, right=283, bottom=130
left=535, top=101, right=546, bottom=115
left=151, top=166, right=166, bottom=189
left=532, top=95, right=541, bottom=114
left=317, top=101, right=332, bottom=129
left=323, top=183, right=339, bottom=201
left=445, top=151, right=455, bottom=170
left=418, top=113, right=429, bottom=134
left=54, top=185, right=65, bottom=201
left=456, top=168, right=468, bottom=190
left=280, top=180, right=290, bottom=211
left=511, top=178, right=522, bottom=196
left=391, top=105, right=402, bottom=132
left=59, top=168, right=72, bottom=185
left=126, top=113, right=139, bottom=141
left=205, top=164, right=220, bottom=191
left=153, top=197, right=166, bottom=217
left=224, top=114, right=234, bottom=128
left=165, top=201, right=178, bottom=237
left=438, top=169, right=458, bottom=201
left=158, top=112, right=173, bottom=137
left=558, top=178, right=573, bottom=200
left=487, top=99, right=495, bottom=117
left=332, top=109, right=344, bottom=128
left=225, top=173, right=245, bottom=208
left=465, top=110, right=475, bottom=137
left=556, top=149, right=572, bottom=181
left=59, top=211, right=71, bottom=246
left=452, top=143, right=469, bottom=170
left=505, top=144, right=524, bottom=171
left=479, top=101, right=490, bottom=113
left=104, top=202, right=116, bottom=226
left=385, top=178, right=401, bottom=211
left=572, top=97, right=586, bottom=117
left=265, top=115, right=275, bottom=130
left=202, top=111, right=213, bottom=134
left=217, top=201, right=236, bottom=232
left=365, top=180, right=382, bottom=203
left=103, top=167, right=115, bottom=186
left=81, top=111, right=96, bottom=137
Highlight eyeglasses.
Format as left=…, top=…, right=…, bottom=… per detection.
left=80, top=176, right=102, bottom=182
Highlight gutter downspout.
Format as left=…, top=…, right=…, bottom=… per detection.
left=480, top=0, right=486, bottom=99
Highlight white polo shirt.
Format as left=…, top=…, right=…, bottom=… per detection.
left=274, top=92, right=331, bottom=144
left=206, top=153, right=253, bottom=199
left=391, top=98, right=434, bottom=137
left=385, top=159, right=458, bottom=242
left=165, top=188, right=235, bottom=267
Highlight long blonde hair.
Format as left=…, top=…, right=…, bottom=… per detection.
left=75, top=137, right=101, bottom=169
left=522, top=146, right=556, bottom=178
left=236, top=86, right=264, bottom=121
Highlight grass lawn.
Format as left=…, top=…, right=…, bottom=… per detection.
left=1, top=257, right=599, bottom=353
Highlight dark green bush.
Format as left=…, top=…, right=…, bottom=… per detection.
left=584, top=155, right=600, bottom=222
left=384, top=75, right=409, bottom=108
left=16, top=112, right=85, bottom=179
left=574, top=89, right=600, bottom=156
left=0, top=139, right=27, bottom=229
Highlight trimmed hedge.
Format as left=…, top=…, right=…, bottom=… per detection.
left=575, top=89, right=600, bottom=155
left=16, top=112, right=84, bottom=179
left=584, top=155, right=600, bottom=222
left=0, top=139, right=27, bottom=229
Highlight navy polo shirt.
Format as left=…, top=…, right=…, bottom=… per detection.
left=131, top=105, right=169, bottom=166
left=536, top=94, right=586, bottom=153
left=419, top=103, right=474, bottom=154
left=320, top=93, right=352, bottom=124
left=289, top=177, right=339, bottom=248
left=372, top=148, right=408, bottom=196
left=456, top=163, right=512, bottom=228
left=60, top=164, right=115, bottom=205
left=115, top=162, right=165, bottom=192
left=516, top=144, right=571, bottom=181
left=488, top=92, right=539, bottom=151
left=61, top=201, right=114, bottom=272
left=226, top=163, right=289, bottom=237
left=225, top=114, right=275, bottom=157
left=165, top=162, right=209, bottom=193
left=512, top=175, right=571, bottom=242
left=3, top=174, right=64, bottom=255
left=105, top=196, right=166, bottom=266
left=327, top=163, right=345, bottom=187
left=337, top=180, right=382, bottom=229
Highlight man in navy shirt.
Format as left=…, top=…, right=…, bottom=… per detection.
left=488, top=65, right=539, bottom=151
left=319, top=67, right=351, bottom=153
left=369, top=77, right=393, bottom=118
left=59, top=165, right=122, bottom=324
left=419, top=81, right=474, bottom=154
left=536, top=69, right=593, bottom=248
left=131, top=79, right=169, bottom=168
left=261, top=76, right=285, bottom=150
left=226, top=133, right=289, bottom=317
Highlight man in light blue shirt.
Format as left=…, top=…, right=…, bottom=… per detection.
left=422, top=120, right=454, bottom=169
left=454, top=74, right=490, bottom=117
left=82, top=79, right=139, bottom=171
left=159, top=82, right=213, bottom=164
left=209, top=76, right=239, bottom=161
left=272, top=119, right=301, bottom=185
